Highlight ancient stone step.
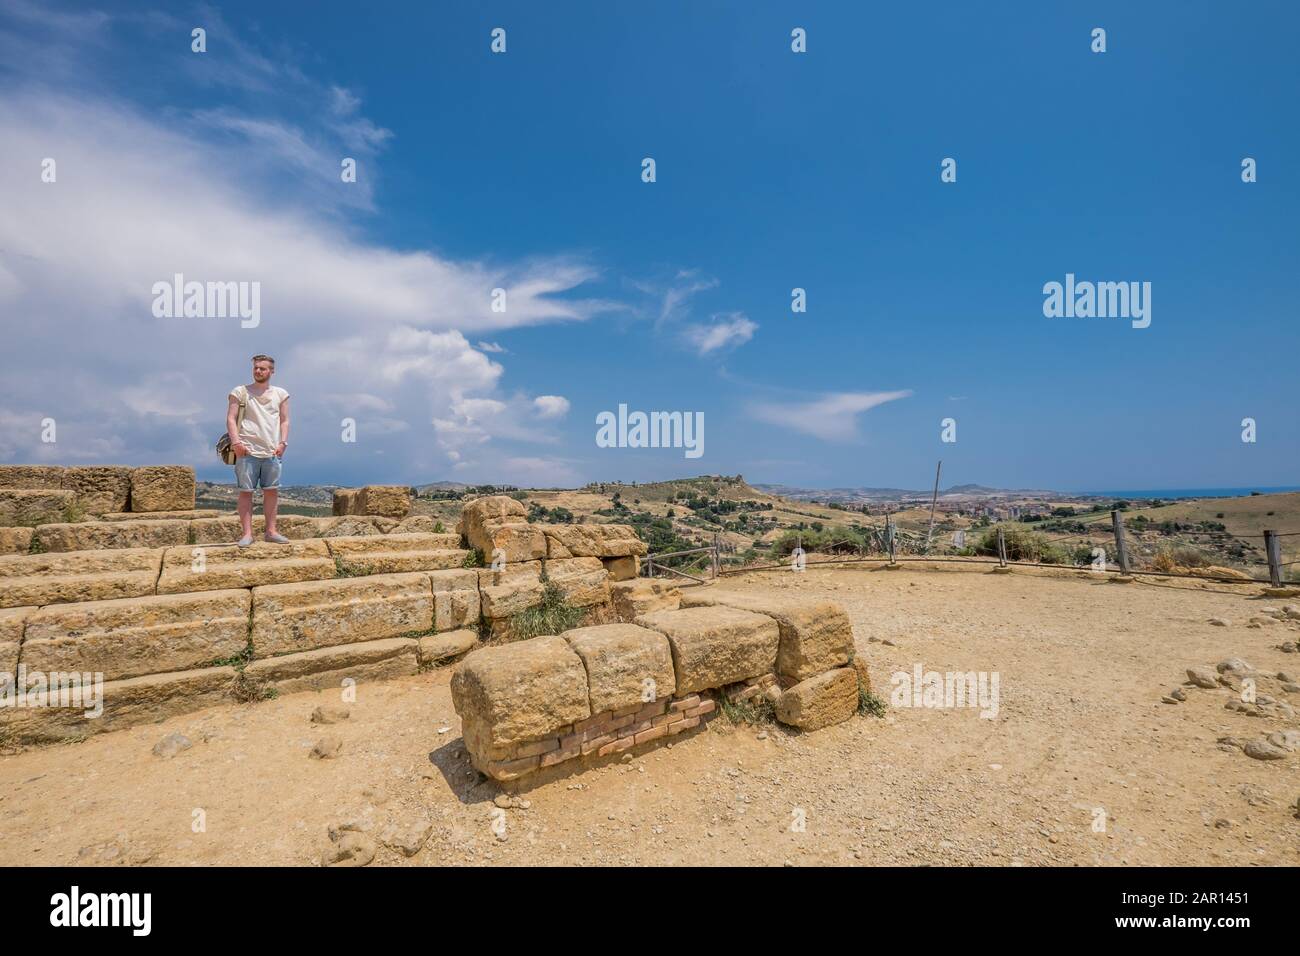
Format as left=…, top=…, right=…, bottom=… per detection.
left=0, top=489, right=77, bottom=526
left=610, top=578, right=681, bottom=620
left=0, top=528, right=33, bottom=555
left=0, top=664, right=237, bottom=745
left=417, top=628, right=479, bottom=665
left=0, top=548, right=163, bottom=609
left=428, top=569, right=481, bottom=632
left=326, top=533, right=466, bottom=575
left=156, top=540, right=334, bottom=595
left=34, top=518, right=191, bottom=553
left=60, top=466, right=131, bottom=514
left=97, top=509, right=225, bottom=522
left=250, top=571, right=434, bottom=657
left=128, top=466, right=195, bottom=512
left=244, top=636, right=419, bottom=695
left=20, top=589, right=251, bottom=682
left=1, top=605, right=32, bottom=672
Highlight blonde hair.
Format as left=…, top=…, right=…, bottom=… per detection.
left=251, top=354, right=275, bottom=368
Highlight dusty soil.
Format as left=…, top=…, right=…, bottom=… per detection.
left=2, top=564, right=1298, bottom=867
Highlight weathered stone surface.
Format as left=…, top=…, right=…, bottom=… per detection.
left=0, top=489, right=76, bottom=526
left=98, top=510, right=224, bottom=522
left=545, top=557, right=612, bottom=608
left=478, top=522, right=547, bottom=563
left=251, top=571, right=433, bottom=658
left=129, top=466, right=195, bottom=512
left=851, top=654, right=872, bottom=695
left=637, top=605, right=779, bottom=694
left=459, top=494, right=526, bottom=538
left=61, top=466, right=131, bottom=514
left=395, top=515, right=446, bottom=534
left=0, top=548, right=163, bottom=609
left=332, top=489, right=362, bottom=516
left=417, top=628, right=478, bottom=664
left=21, top=589, right=251, bottom=682
left=429, top=568, right=481, bottom=631
left=451, top=635, right=591, bottom=753
left=0, top=527, right=33, bottom=555
left=0, top=605, right=33, bottom=672
left=322, top=516, right=385, bottom=537
left=0, top=665, right=236, bottom=744
left=0, top=465, right=65, bottom=489
left=679, top=589, right=851, bottom=682
left=611, top=579, right=681, bottom=621
left=776, top=667, right=858, bottom=731
left=602, top=555, right=639, bottom=581
left=333, top=486, right=411, bottom=518
left=477, top=562, right=544, bottom=619
left=360, top=486, right=411, bottom=519
left=244, top=636, right=419, bottom=694
left=326, top=533, right=466, bottom=575
left=563, top=623, right=676, bottom=713
left=539, top=524, right=647, bottom=558
left=157, top=540, right=333, bottom=594
left=34, top=519, right=190, bottom=553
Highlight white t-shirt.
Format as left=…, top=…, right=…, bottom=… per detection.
left=230, top=385, right=289, bottom=459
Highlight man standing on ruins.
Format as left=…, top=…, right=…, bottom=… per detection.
left=227, top=354, right=291, bottom=547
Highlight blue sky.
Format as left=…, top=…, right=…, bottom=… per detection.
left=1, top=1, right=1296, bottom=491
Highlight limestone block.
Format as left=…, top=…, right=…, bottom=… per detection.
left=679, top=589, right=851, bottom=682
left=22, top=589, right=251, bottom=681
left=34, top=519, right=190, bottom=553
left=0, top=548, right=163, bottom=609
left=61, top=466, right=131, bottom=514
left=0, top=465, right=66, bottom=489
left=610, top=579, right=681, bottom=622
left=477, top=562, right=545, bottom=619
left=129, top=466, right=195, bottom=512
left=429, top=568, right=481, bottom=631
left=563, top=623, right=676, bottom=713
left=156, top=540, right=333, bottom=594
left=545, top=557, right=612, bottom=608
left=0, top=527, right=33, bottom=555
left=539, top=524, right=647, bottom=558
left=0, top=489, right=76, bottom=526
left=0, top=665, right=236, bottom=744
left=244, top=637, right=419, bottom=694
left=250, top=571, right=433, bottom=657
left=775, top=667, right=858, bottom=731
left=451, top=635, right=591, bottom=755
left=637, top=605, right=779, bottom=694
left=417, top=628, right=478, bottom=665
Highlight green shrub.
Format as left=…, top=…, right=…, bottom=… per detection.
left=504, top=582, right=584, bottom=643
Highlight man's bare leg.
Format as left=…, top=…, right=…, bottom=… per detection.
left=237, top=491, right=254, bottom=539
left=263, top=489, right=279, bottom=537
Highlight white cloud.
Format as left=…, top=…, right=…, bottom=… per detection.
left=533, top=395, right=570, bottom=419
left=684, top=313, right=757, bottom=355
left=477, top=341, right=507, bottom=353
left=749, top=391, right=912, bottom=442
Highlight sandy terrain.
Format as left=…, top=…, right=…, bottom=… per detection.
left=1, top=564, right=1297, bottom=867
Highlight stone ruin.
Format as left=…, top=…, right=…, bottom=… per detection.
left=0, top=476, right=867, bottom=779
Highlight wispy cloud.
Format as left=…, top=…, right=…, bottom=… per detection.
left=749, top=391, right=912, bottom=442
left=684, top=312, right=757, bottom=355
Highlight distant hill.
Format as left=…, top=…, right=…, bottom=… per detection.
left=754, top=482, right=1068, bottom=502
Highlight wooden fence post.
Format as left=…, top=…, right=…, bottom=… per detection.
left=712, top=532, right=719, bottom=579
left=1264, top=530, right=1282, bottom=587
left=1111, top=510, right=1130, bottom=575
left=996, top=527, right=1007, bottom=567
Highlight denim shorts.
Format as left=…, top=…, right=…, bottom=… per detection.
left=234, top=455, right=282, bottom=491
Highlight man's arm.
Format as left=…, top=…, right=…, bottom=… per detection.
left=226, top=396, right=248, bottom=457
left=275, top=396, right=290, bottom=457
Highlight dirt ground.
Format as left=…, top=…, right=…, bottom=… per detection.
left=2, top=564, right=1298, bottom=866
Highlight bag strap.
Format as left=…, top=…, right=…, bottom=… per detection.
left=234, top=386, right=248, bottom=428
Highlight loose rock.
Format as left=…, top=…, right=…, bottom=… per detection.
left=151, top=733, right=192, bottom=759
left=311, top=705, right=350, bottom=725
left=310, top=736, right=342, bottom=759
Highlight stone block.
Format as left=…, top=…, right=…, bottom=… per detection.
left=0, top=548, right=162, bottom=609
left=775, top=667, right=858, bottom=731
left=34, top=519, right=190, bottom=553
left=250, top=571, right=433, bottom=657
left=61, top=466, right=131, bottom=514
left=156, top=540, right=334, bottom=595
left=562, top=623, right=676, bottom=713
left=244, top=637, right=419, bottom=695
left=0, top=489, right=76, bottom=526
left=22, top=589, right=250, bottom=681
left=637, top=605, right=779, bottom=694
left=0, top=465, right=65, bottom=489
left=129, top=466, right=195, bottom=512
